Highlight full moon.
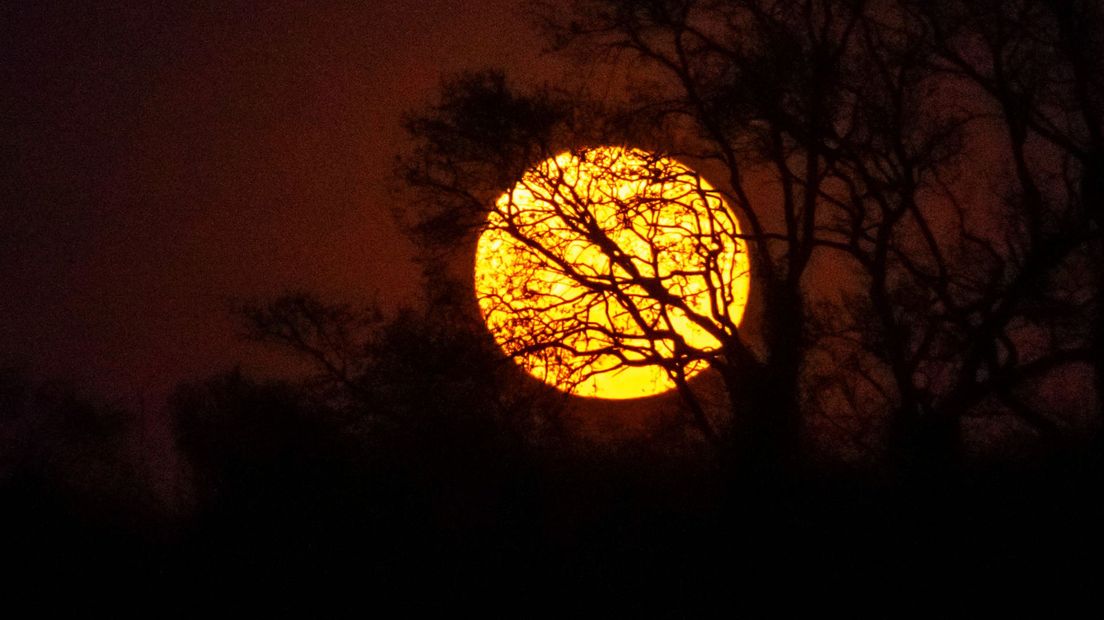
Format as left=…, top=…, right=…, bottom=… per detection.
left=474, top=146, right=750, bottom=399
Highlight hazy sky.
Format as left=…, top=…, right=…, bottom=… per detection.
left=2, top=1, right=545, bottom=406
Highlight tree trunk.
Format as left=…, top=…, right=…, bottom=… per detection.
left=720, top=283, right=805, bottom=482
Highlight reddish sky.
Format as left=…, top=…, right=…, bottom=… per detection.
left=1, top=1, right=545, bottom=406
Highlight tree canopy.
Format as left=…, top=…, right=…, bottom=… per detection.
left=399, top=0, right=1104, bottom=470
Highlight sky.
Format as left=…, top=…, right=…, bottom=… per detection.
left=2, top=1, right=547, bottom=407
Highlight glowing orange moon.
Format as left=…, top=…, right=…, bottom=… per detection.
left=474, top=146, right=750, bottom=399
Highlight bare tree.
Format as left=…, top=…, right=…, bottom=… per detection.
left=799, top=0, right=1099, bottom=467
left=906, top=0, right=1104, bottom=446
left=471, top=146, right=749, bottom=440
left=398, top=0, right=1102, bottom=473
left=401, top=1, right=873, bottom=474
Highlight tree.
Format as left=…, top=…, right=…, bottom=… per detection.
left=473, top=145, right=750, bottom=437
left=399, top=0, right=1100, bottom=474
left=798, top=0, right=1101, bottom=470
left=1, top=368, right=175, bottom=565
left=403, top=0, right=887, bottom=472
left=236, top=292, right=564, bottom=444
left=904, top=0, right=1104, bottom=454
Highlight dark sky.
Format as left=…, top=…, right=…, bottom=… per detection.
left=2, top=1, right=545, bottom=406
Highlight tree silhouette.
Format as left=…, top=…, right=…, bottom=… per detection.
left=906, top=0, right=1104, bottom=456
left=400, top=0, right=1102, bottom=472
left=402, top=1, right=876, bottom=473
left=789, top=0, right=1101, bottom=470
left=473, top=146, right=749, bottom=433
left=236, top=292, right=565, bottom=444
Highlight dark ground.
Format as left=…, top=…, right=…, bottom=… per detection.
left=4, top=418, right=1101, bottom=608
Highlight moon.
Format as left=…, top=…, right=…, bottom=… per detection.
left=474, top=146, right=750, bottom=399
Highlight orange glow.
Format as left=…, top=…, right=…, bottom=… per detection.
left=474, top=147, right=750, bottom=399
